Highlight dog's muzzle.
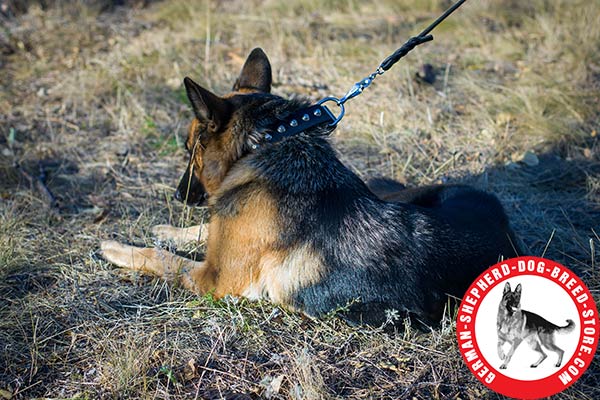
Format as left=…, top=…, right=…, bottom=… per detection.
left=175, top=166, right=208, bottom=206
left=174, top=188, right=208, bottom=205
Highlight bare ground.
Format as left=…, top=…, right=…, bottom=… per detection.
left=1, top=0, right=599, bottom=398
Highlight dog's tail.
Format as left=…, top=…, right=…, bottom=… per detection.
left=366, top=177, right=406, bottom=198
left=557, top=319, right=576, bottom=333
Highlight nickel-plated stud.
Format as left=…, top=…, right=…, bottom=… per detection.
left=251, top=144, right=258, bottom=150
left=277, top=125, right=286, bottom=133
left=313, top=109, right=322, bottom=116
left=302, top=114, right=310, bottom=121
left=264, top=133, right=272, bottom=141
left=290, top=119, right=298, bottom=127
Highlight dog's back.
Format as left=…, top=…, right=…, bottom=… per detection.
left=522, top=311, right=575, bottom=334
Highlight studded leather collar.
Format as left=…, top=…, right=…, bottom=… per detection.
left=253, top=103, right=337, bottom=149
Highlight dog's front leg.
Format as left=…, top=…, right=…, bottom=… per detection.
left=100, top=240, right=206, bottom=293
left=499, top=339, right=522, bottom=369
left=151, top=224, right=208, bottom=247
left=497, top=338, right=506, bottom=360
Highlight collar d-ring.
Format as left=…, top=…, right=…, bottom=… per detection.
left=317, top=97, right=345, bottom=126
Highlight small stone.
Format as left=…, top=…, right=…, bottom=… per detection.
left=521, top=151, right=539, bottom=167
left=495, top=112, right=514, bottom=126
left=166, top=78, right=180, bottom=89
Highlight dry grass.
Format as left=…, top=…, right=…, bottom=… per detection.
left=1, top=0, right=599, bottom=398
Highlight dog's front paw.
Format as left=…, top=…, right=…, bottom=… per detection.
left=100, top=240, right=135, bottom=268
left=151, top=225, right=178, bottom=242
left=151, top=224, right=203, bottom=248
left=499, top=363, right=507, bottom=369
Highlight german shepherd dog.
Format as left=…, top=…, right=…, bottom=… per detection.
left=101, top=48, right=520, bottom=326
left=497, top=282, right=575, bottom=369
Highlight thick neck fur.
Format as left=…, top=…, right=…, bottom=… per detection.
left=211, top=96, right=374, bottom=212
left=251, top=135, right=369, bottom=194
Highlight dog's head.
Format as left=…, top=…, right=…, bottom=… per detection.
left=174, top=48, right=274, bottom=205
left=501, top=282, right=522, bottom=313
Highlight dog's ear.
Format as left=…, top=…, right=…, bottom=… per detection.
left=184, top=77, right=230, bottom=132
left=233, top=48, right=272, bottom=93
left=503, top=282, right=511, bottom=295
left=514, top=283, right=522, bottom=299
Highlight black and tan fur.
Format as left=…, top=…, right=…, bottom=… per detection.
left=101, top=48, right=521, bottom=326
left=497, top=282, right=575, bottom=369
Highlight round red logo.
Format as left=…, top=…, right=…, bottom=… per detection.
left=456, top=256, right=598, bottom=399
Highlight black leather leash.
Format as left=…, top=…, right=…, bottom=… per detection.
left=261, top=0, right=468, bottom=147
